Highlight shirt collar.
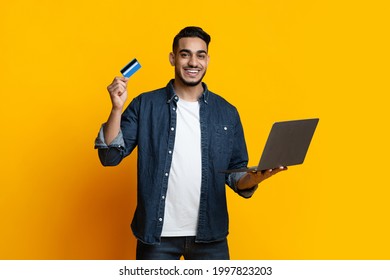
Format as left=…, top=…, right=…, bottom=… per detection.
left=166, top=79, right=209, bottom=104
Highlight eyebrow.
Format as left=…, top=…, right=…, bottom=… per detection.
left=179, top=49, right=208, bottom=54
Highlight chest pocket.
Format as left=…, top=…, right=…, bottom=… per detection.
left=213, top=124, right=234, bottom=155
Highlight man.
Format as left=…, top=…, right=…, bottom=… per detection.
left=95, top=26, right=286, bottom=260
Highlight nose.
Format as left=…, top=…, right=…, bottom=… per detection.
left=188, top=54, right=198, bottom=67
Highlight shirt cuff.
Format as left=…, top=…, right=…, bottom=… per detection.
left=229, top=172, right=258, bottom=198
left=94, top=123, right=125, bottom=149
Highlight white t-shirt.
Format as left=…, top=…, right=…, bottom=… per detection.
left=161, top=99, right=202, bottom=237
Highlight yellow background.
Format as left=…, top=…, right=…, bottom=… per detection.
left=1, top=0, right=389, bottom=259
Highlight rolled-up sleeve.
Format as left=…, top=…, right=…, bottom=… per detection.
left=94, top=124, right=126, bottom=166
left=94, top=97, right=140, bottom=166
left=95, top=123, right=125, bottom=149
left=227, top=172, right=258, bottom=198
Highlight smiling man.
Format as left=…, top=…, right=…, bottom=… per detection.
left=95, top=26, right=286, bottom=260
left=171, top=36, right=208, bottom=89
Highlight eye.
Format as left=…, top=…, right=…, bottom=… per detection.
left=180, top=53, right=189, bottom=58
left=197, top=54, right=206, bottom=59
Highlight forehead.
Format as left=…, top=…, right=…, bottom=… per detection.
left=177, top=37, right=208, bottom=52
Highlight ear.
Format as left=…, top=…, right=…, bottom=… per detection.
left=169, top=52, right=175, bottom=66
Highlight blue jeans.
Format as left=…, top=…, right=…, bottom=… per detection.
left=136, top=237, right=230, bottom=260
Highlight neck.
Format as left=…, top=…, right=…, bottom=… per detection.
left=173, top=79, right=204, bottom=102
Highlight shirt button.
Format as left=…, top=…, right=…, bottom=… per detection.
left=168, top=150, right=172, bottom=154
left=159, top=218, right=163, bottom=222
left=172, top=107, right=176, bottom=111
left=165, top=173, right=168, bottom=176
left=174, top=96, right=178, bottom=100
left=224, top=126, right=228, bottom=130
left=171, top=127, right=174, bottom=131
left=162, top=196, right=165, bottom=200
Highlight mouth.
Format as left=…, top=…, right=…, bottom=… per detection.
left=184, top=68, right=201, bottom=77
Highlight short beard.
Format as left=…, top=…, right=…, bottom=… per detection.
left=177, top=69, right=207, bottom=87
left=179, top=77, right=202, bottom=87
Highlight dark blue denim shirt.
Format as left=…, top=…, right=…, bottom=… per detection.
left=95, top=80, right=257, bottom=244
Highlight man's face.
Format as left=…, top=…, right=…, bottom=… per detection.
left=170, top=37, right=210, bottom=87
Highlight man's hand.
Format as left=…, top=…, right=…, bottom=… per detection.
left=103, top=77, right=129, bottom=145
left=237, top=166, right=287, bottom=190
left=107, top=77, right=129, bottom=111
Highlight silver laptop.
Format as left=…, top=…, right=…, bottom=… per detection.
left=221, top=118, right=319, bottom=173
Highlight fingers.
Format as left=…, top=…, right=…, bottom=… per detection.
left=107, top=77, right=129, bottom=96
left=243, top=166, right=287, bottom=185
left=265, top=166, right=287, bottom=176
left=112, top=76, right=129, bottom=83
left=269, top=166, right=287, bottom=175
left=250, top=166, right=287, bottom=179
left=106, top=77, right=130, bottom=110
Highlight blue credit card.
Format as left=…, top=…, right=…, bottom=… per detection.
left=120, top=58, right=141, bottom=78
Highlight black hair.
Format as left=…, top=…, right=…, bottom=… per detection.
left=172, top=26, right=211, bottom=52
